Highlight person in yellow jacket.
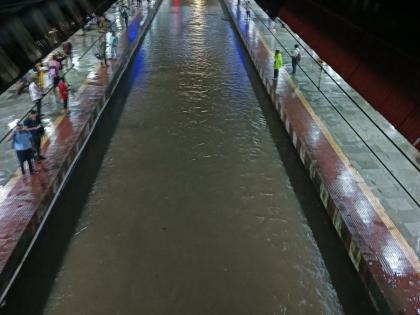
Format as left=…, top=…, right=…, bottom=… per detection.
left=273, top=49, right=282, bottom=80
left=34, top=63, right=45, bottom=89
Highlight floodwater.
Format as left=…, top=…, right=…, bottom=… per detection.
left=1, top=0, right=376, bottom=314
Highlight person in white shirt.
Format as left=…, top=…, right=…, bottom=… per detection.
left=110, top=31, right=118, bottom=59
left=291, top=44, right=301, bottom=75
left=28, top=78, right=43, bottom=116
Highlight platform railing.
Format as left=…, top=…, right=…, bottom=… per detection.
left=0, top=1, right=141, bottom=185
left=244, top=3, right=419, bottom=207
left=0, top=0, right=147, bottom=147
left=248, top=5, right=419, bottom=168
left=0, top=23, right=115, bottom=145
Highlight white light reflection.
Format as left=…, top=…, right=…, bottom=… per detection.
left=382, top=235, right=410, bottom=276
left=8, top=119, right=20, bottom=130
left=354, top=196, right=376, bottom=226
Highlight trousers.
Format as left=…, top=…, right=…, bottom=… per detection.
left=16, top=149, right=34, bottom=174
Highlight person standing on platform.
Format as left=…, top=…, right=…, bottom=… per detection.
left=273, top=49, right=283, bottom=80
left=245, top=0, right=251, bottom=20
left=9, top=124, right=37, bottom=175
left=58, top=77, right=70, bottom=115
left=48, top=54, right=61, bottom=100
left=28, top=78, right=43, bottom=116
left=110, top=31, right=118, bottom=59
left=120, top=6, right=129, bottom=28
left=63, top=41, right=73, bottom=68
left=96, top=38, right=108, bottom=67
left=291, top=44, right=301, bottom=75
left=34, top=63, right=45, bottom=90
left=24, top=110, right=45, bottom=162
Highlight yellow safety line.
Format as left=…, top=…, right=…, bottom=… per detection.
left=245, top=10, right=420, bottom=272
left=0, top=111, right=66, bottom=200
left=0, top=62, right=102, bottom=198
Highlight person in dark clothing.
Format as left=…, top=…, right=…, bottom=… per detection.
left=122, top=10, right=129, bottom=28
left=23, top=110, right=45, bottom=162
left=9, top=124, right=37, bottom=175
left=15, top=74, right=30, bottom=98
left=96, top=39, right=108, bottom=66
left=63, top=42, right=73, bottom=67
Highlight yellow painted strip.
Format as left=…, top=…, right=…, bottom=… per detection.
left=1, top=62, right=103, bottom=195
left=0, top=112, right=65, bottom=200
left=248, top=11, right=420, bottom=272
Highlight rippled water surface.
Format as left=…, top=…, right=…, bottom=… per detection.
left=0, top=0, right=377, bottom=314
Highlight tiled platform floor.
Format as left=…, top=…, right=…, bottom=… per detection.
left=245, top=2, right=420, bottom=260
left=0, top=1, right=148, bottom=186
left=0, top=0, right=161, bottom=302
left=223, top=0, right=420, bottom=313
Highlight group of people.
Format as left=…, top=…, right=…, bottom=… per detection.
left=9, top=2, right=133, bottom=176
left=273, top=44, right=301, bottom=80
left=8, top=3, right=132, bottom=176
left=94, top=8, right=126, bottom=66
left=14, top=73, right=70, bottom=175
left=95, top=31, right=119, bottom=67
left=9, top=110, right=45, bottom=175
left=8, top=0, right=144, bottom=176
left=238, top=0, right=302, bottom=78
left=10, top=44, right=72, bottom=175
left=28, top=52, right=71, bottom=116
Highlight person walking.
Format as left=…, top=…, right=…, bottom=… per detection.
left=110, top=31, right=118, bottom=59
left=291, top=44, right=301, bottom=75
left=28, top=77, right=43, bottom=116
left=9, top=124, right=37, bottom=175
left=57, top=77, right=70, bottom=114
left=23, top=110, right=45, bottom=162
left=273, top=49, right=283, bottom=80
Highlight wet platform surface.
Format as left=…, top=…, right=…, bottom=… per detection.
left=224, top=0, right=420, bottom=313
left=0, top=2, right=150, bottom=186
left=0, top=0, right=417, bottom=313
left=0, top=0, right=160, bottom=303
left=244, top=1, right=420, bottom=259
left=0, top=0, right=376, bottom=313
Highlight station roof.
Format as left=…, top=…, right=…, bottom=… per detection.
left=0, top=1, right=46, bottom=18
